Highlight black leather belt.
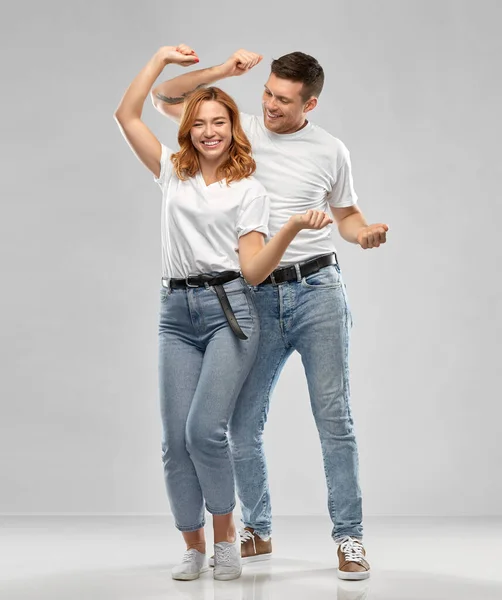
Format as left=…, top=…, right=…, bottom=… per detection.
left=262, top=253, right=338, bottom=285
left=161, top=271, right=248, bottom=340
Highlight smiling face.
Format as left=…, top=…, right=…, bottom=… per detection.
left=190, top=100, right=233, bottom=163
left=262, top=73, right=317, bottom=134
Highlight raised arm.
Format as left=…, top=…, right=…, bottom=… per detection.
left=239, top=211, right=333, bottom=286
left=113, top=45, right=198, bottom=178
left=151, top=48, right=263, bottom=123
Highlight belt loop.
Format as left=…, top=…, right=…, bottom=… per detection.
left=294, top=263, right=302, bottom=282
left=334, top=252, right=339, bottom=267
left=270, top=271, right=277, bottom=285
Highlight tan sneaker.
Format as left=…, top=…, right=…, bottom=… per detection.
left=209, top=527, right=272, bottom=566
left=337, top=536, right=370, bottom=580
left=240, top=527, right=272, bottom=563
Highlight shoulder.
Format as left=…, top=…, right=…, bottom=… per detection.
left=231, top=175, right=268, bottom=197
left=239, top=112, right=262, bottom=135
left=310, top=124, right=350, bottom=157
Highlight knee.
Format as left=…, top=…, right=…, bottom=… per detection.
left=161, top=436, right=188, bottom=469
left=185, top=418, right=227, bottom=459
left=228, top=424, right=262, bottom=460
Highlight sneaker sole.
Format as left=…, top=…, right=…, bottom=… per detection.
left=172, top=566, right=209, bottom=581
left=209, top=553, right=272, bottom=567
left=213, top=568, right=242, bottom=581
left=337, top=568, right=370, bottom=581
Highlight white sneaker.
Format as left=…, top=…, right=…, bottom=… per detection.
left=171, top=548, right=209, bottom=581
left=213, top=539, right=242, bottom=581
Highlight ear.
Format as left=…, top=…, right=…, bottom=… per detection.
left=303, top=97, right=318, bottom=114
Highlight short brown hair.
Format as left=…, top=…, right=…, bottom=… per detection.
left=271, top=52, right=324, bottom=101
left=171, top=87, right=256, bottom=185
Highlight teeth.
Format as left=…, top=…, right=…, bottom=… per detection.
left=203, top=141, right=220, bottom=146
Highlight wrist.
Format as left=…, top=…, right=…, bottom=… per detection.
left=155, top=46, right=175, bottom=66
left=286, top=216, right=302, bottom=235
left=213, top=62, right=232, bottom=79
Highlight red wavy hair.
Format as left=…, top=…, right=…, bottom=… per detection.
left=170, top=87, right=256, bottom=185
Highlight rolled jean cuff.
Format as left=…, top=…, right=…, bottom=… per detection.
left=175, top=519, right=206, bottom=532
left=206, top=501, right=236, bottom=516
left=333, top=533, right=363, bottom=544
left=242, top=522, right=271, bottom=539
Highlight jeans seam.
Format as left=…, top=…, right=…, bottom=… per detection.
left=257, top=347, right=291, bottom=527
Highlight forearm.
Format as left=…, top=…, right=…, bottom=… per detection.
left=338, top=211, right=369, bottom=244
left=115, top=49, right=168, bottom=121
left=242, top=222, right=299, bottom=285
left=152, top=64, right=229, bottom=106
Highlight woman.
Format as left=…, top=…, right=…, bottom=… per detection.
left=113, top=44, right=332, bottom=582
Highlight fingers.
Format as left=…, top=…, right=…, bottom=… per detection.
left=176, top=43, right=197, bottom=56
left=359, top=224, right=389, bottom=249
left=299, top=210, right=333, bottom=229
left=233, top=49, right=263, bottom=70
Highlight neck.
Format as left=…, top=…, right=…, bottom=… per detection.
left=198, top=153, right=228, bottom=185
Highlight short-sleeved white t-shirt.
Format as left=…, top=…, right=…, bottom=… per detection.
left=154, top=144, right=269, bottom=279
left=240, top=113, right=358, bottom=266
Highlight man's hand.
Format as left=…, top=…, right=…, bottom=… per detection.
left=356, top=224, right=389, bottom=249
left=289, top=210, right=333, bottom=232
left=221, top=49, right=263, bottom=77
left=158, top=44, right=200, bottom=67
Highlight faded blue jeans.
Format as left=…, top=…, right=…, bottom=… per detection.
left=229, top=263, right=363, bottom=542
left=158, top=277, right=260, bottom=531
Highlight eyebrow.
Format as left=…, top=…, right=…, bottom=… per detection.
left=193, top=116, right=228, bottom=122
left=264, top=86, right=291, bottom=102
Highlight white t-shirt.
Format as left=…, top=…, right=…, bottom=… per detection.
left=154, top=144, right=269, bottom=279
left=240, top=113, right=358, bottom=266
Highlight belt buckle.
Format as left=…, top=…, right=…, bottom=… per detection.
left=185, top=276, right=199, bottom=288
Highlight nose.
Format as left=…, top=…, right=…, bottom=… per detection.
left=203, top=124, right=216, bottom=138
left=267, top=97, right=278, bottom=112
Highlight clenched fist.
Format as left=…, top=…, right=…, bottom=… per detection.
left=221, top=49, right=263, bottom=77
left=356, top=223, right=389, bottom=249
left=290, top=210, right=333, bottom=232
left=160, top=44, right=199, bottom=67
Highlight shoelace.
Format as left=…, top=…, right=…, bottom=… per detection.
left=339, top=536, right=364, bottom=564
left=181, top=549, right=199, bottom=563
left=215, top=544, right=234, bottom=565
left=239, top=528, right=256, bottom=553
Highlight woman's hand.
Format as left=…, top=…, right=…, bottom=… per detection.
left=289, top=210, right=333, bottom=232
left=158, top=44, right=200, bottom=67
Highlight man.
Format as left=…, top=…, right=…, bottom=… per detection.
left=152, top=45, right=388, bottom=580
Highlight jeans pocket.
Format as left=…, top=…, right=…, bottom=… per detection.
left=301, top=265, right=342, bottom=289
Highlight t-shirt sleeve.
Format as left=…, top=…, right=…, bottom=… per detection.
left=326, top=145, right=359, bottom=208
left=153, top=143, right=174, bottom=189
left=239, top=112, right=255, bottom=140
left=236, top=193, right=270, bottom=238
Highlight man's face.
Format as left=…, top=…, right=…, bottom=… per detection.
left=261, top=73, right=316, bottom=134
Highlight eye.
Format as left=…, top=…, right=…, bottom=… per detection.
left=264, top=90, right=272, bottom=96
left=193, top=123, right=203, bottom=127
left=215, top=121, right=225, bottom=126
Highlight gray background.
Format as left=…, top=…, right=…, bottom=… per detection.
left=1, top=0, right=501, bottom=516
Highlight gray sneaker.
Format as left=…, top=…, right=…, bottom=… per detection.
left=171, top=548, right=209, bottom=581
left=213, top=540, right=242, bottom=581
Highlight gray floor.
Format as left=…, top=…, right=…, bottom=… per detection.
left=1, top=516, right=501, bottom=599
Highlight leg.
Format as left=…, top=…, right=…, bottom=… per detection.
left=229, top=285, right=293, bottom=538
left=185, top=285, right=260, bottom=521
left=158, top=291, right=205, bottom=533
left=291, top=266, right=363, bottom=541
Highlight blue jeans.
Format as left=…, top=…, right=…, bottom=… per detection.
left=229, top=264, right=363, bottom=542
left=158, top=277, right=260, bottom=531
